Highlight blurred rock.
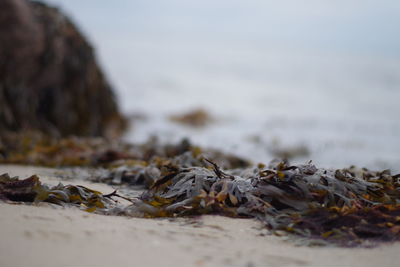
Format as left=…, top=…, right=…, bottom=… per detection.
left=0, top=0, right=126, bottom=138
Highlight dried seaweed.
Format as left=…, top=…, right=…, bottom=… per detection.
left=1, top=134, right=400, bottom=247
left=0, top=134, right=248, bottom=170
left=132, top=160, right=400, bottom=247
left=0, top=173, right=118, bottom=212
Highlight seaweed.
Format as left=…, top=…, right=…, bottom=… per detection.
left=1, top=134, right=400, bottom=247
left=133, top=160, right=400, bottom=247
left=0, top=173, right=118, bottom=212
left=169, top=108, right=212, bottom=127
left=0, top=133, right=249, bottom=170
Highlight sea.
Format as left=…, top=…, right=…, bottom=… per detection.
left=44, top=0, right=400, bottom=172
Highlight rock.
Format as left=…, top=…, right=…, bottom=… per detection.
left=0, top=0, right=126, bottom=138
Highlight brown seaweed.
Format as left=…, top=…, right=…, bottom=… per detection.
left=0, top=134, right=249, bottom=170
left=169, top=108, right=212, bottom=127
left=1, top=134, right=400, bottom=247
left=0, top=173, right=117, bottom=212
left=133, top=160, right=400, bottom=247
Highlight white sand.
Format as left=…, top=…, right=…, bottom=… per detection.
left=1, top=164, right=400, bottom=267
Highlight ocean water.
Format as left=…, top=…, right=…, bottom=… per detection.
left=44, top=0, right=400, bottom=171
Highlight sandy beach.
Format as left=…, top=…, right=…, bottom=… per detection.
left=1, top=164, right=400, bottom=267
left=2, top=1, right=400, bottom=267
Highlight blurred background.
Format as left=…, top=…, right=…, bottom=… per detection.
left=44, top=0, right=400, bottom=171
